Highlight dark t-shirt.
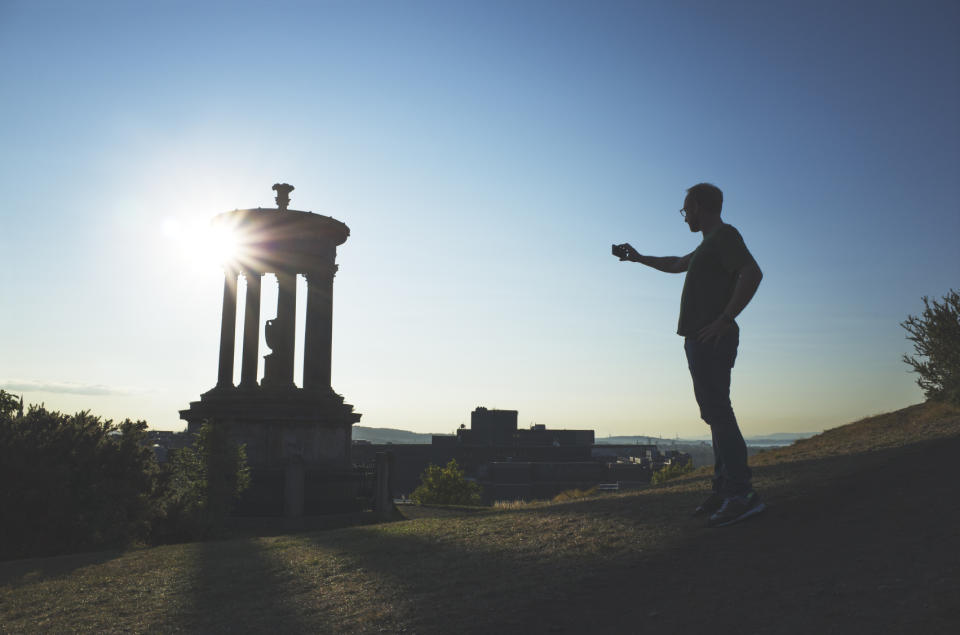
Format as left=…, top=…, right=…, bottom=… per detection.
left=677, top=224, right=755, bottom=337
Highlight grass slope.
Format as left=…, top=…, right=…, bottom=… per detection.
left=2, top=402, right=959, bottom=634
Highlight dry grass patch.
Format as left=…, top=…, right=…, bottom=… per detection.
left=0, top=485, right=692, bottom=633
left=752, top=400, right=960, bottom=466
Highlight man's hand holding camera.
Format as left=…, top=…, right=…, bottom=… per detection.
left=612, top=243, right=640, bottom=262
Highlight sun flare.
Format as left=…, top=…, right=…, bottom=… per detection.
left=162, top=215, right=243, bottom=272
left=208, top=224, right=239, bottom=264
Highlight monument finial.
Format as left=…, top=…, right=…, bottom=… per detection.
left=272, top=183, right=294, bottom=212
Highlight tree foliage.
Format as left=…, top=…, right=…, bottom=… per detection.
left=0, top=394, right=160, bottom=559
left=651, top=458, right=694, bottom=485
left=901, top=289, right=960, bottom=405
left=0, top=390, right=20, bottom=418
left=410, top=459, right=483, bottom=506
left=154, top=422, right=251, bottom=542
left=0, top=392, right=252, bottom=558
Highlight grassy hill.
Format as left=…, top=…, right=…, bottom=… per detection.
left=2, top=401, right=958, bottom=633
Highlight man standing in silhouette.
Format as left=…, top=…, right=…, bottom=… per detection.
left=614, top=183, right=765, bottom=527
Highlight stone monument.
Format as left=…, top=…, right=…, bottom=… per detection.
left=180, top=184, right=363, bottom=517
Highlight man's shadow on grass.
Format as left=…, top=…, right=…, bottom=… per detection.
left=168, top=537, right=327, bottom=634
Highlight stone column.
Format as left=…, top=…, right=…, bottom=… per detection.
left=216, top=268, right=239, bottom=388
left=303, top=267, right=335, bottom=390
left=374, top=451, right=395, bottom=519
left=275, top=271, right=297, bottom=386
left=239, top=270, right=262, bottom=389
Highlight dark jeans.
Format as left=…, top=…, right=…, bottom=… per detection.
left=684, top=327, right=752, bottom=497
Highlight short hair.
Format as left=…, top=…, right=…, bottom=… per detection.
left=686, top=183, right=723, bottom=215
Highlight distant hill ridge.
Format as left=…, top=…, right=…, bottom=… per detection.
left=352, top=427, right=436, bottom=444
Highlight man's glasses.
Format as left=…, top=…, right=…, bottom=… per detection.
left=679, top=207, right=688, bottom=219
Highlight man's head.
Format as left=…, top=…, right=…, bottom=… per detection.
left=682, top=183, right=723, bottom=233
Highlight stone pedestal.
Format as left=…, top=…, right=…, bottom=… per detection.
left=284, top=459, right=305, bottom=519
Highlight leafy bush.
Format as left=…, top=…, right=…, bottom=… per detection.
left=902, top=289, right=960, bottom=405
left=154, top=422, right=251, bottom=542
left=0, top=392, right=252, bottom=558
left=651, top=459, right=694, bottom=484
left=0, top=394, right=160, bottom=560
left=410, top=459, right=483, bottom=506
left=0, top=390, right=20, bottom=418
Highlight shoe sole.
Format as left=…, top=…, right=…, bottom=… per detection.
left=694, top=495, right=725, bottom=516
left=707, top=502, right=767, bottom=528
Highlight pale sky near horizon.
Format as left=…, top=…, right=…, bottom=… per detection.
left=1, top=0, right=958, bottom=438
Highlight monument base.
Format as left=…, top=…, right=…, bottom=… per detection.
left=180, top=386, right=365, bottom=517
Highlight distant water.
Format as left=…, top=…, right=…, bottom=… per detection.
left=597, top=432, right=817, bottom=447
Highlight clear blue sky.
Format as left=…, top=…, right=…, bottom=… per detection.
left=1, top=0, right=957, bottom=437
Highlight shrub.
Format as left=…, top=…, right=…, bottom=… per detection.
left=651, top=459, right=694, bottom=484
left=0, top=390, right=20, bottom=418
left=902, top=289, right=960, bottom=405
left=154, top=422, right=251, bottom=542
left=0, top=393, right=253, bottom=557
left=410, top=459, right=483, bottom=506
left=0, top=395, right=160, bottom=559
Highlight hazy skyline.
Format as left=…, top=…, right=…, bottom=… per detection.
left=2, top=0, right=958, bottom=437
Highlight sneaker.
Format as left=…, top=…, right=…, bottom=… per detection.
left=694, top=492, right=724, bottom=516
left=706, top=491, right=766, bottom=528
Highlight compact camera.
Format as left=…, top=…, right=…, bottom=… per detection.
left=611, top=243, right=629, bottom=259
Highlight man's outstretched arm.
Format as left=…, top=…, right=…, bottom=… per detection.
left=615, top=243, right=693, bottom=273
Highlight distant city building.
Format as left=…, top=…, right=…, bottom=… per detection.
left=352, top=407, right=689, bottom=502
left=461, top=407, right=519, bottom=445
left=456, top=407, right=594, bottom=449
